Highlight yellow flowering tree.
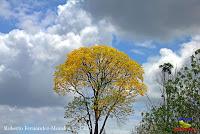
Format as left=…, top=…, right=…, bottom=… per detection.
left=54, top=45, right=147, bottom=134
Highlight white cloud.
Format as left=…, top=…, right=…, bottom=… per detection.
left=48, top=0, right=92, bottom=35
left=0, top=0, right=115, bottom=107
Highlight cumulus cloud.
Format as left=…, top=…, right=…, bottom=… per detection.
left=83, top=0, right=200, bottom=41
left=142, top=37, right=200, bottom=104
left=0, top=0, right=115, bottom=107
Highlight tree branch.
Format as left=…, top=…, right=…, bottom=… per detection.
left=99, top=102, right=117, bottom=134
left=72, top=85, right=93, bottom=133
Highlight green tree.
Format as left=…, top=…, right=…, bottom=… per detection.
left=135, top=49, right=200, bottom=134
left=54, top=45, right=147, bottom=134
left=159, top=63, right=174, bottom=131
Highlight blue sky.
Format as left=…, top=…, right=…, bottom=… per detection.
left=0, top=0, right=199, bottom=134
left=112, top=35, right=192, bottom=64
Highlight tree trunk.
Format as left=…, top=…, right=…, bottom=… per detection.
left=94, top=120, right=98, bottom=134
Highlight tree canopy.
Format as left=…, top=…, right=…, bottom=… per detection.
left=54, top=45, right=147, bottom=134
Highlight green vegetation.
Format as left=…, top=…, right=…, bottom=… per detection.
left=135, top=49, right=200, bottom=134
